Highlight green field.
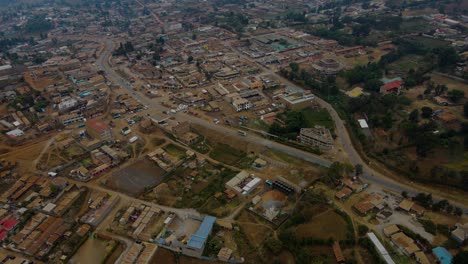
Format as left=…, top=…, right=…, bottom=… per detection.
left=387, top=54, right=430, bottom=72
left=406, top=35, right=451, bottom=49
left=163, top=144, right=186, bottom=158
left=400, top=18, right=437, bottom=33
left=301, top=107, right=335, bottom=132
left=209, top=143, right=247, bottom=165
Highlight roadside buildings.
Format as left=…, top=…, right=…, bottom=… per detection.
left=182, top=216, right=216, bottom=258
left=86, top=119, right=113, bottom=142
left=299, top=125, right=334, bottom=150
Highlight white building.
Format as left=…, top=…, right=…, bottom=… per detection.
left=232, top=97, right=251, bottom=112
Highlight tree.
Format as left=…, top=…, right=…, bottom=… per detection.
left=401, top=191, right=408, bottom=198
left=447, top=89, right=465, bottom=103
left=364, top=79, right=383, bottom=92
left=464, top=102, right=468, bottom=118
left=289, top=62, right=299, bottom=73
left=355, top=164, right=363, bottom=176
left=421, top=107, right=433, bottom=119
left=187, top=56, right=193, bottom=63
left=409, top=109, right=419, bottom=123
left=328, top=162, right=345, bottom=181
left=454, top=251, right=468, bottom=264
left=434, top=84, right=447, bottom=96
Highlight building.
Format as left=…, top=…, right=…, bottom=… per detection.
left=366, top=232, right=396, bottom=264
left=335, top=187, right=353, bottom=201
left=171, top=121, right=191, bottom=137
left=225, top=171, right=262, bottom=195
left=232, top=97, right=252, bottom=112
left=279, top=91, right=315, bottom=110
left=391, top=232, right=420, bottom=256
left=311, top=58, right=344, bottom=76
left=414, top=251, right=430, bottom=264
left=383, top=225, right=400, bottom=237
left=86, top=119, right=113, bottom=141
left=432, top=247, right=452, bottom=264
left=182, top=216, right=217, bottom=258
left=451, top=223, right=468, bottom=243
left=299, top=126, right=334, bottom=150
left=59, top=113, right=84, bottom=125
left=332, top=241, right=345, bottom=263
left=217, top=247, right=233, bottom=261
left=380, top=77, right=404, bottom=95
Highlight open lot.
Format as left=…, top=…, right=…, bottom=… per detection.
left=209, top=143, right=248, bottom=166
left=293, top=209, right=348, bottom=240
left=106, top=158, right=166, bottom=196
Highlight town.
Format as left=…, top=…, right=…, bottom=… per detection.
left=0, top=0, right=467, bottom=263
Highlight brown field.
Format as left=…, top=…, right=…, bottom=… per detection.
left=305, top=245, right=339, bottom=264
left=152, top=248, right=224, bottom=264
left=236, top=210, right=274, bottom=248
left=294, top=210, right=348, bottom=240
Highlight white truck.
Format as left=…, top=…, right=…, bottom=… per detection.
left=129, top=136, right=139, bottom=144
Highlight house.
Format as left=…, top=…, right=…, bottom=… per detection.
left=353, top=201, right=375, bottom=216
left=451, top=223, right=468, bottom=243
left=432, top=247, right=452, bottom=264
left=332, top=241, right=345, bottom=263
left=380, top=80, right=403, bottom=95
left=410, top=204, right=425, bottom=217
left=335, top=187, right=353, bottom=201
left=391, top=232, right=420, bottom=256
left=217, top=247, right=233, bottom=261
left=414, top=251, right=430, bottom=264
left=86, top=119, right=113, bottom=142
left=383, top=225, right=400, bottom=237
left=398, top=199, right=414, bottom=212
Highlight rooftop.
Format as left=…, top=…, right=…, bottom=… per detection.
left=86, top=119, right=109, bottom=133
left=187, top=216, right=216, bottom=250
left=432, top=247, right=452, bottom=264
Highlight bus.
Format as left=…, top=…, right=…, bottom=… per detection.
left=237, top=130, right=247, bottom=137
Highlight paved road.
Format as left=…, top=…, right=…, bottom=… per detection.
left=97, top=39, right=468, bottom=213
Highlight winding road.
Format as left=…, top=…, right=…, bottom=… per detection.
left=96, top=39, right=468, bottom=213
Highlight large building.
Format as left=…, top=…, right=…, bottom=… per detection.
left=311, top=58, right=344, bottom=76
left=182, top=216, right=217, bottom=258
left=299, top=125, right=334, bottom=150
left=86, top=119, right=113, bottom=142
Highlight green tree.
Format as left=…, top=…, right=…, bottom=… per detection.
left=464, top=102, right=468, bottom=118
left=447, top=89, right=465, bottom=103
left=355, top=164, right=363, bottom=176
left=421, top=107, right=433, bottom=118
left=289, top=62, right=299, bottom=73
left=454, top=251, right=468, bottom=264
left=364, top=79, right=383, bottom=92
left=409, top=109, right=419, bottom=123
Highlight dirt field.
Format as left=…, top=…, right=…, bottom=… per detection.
left=305, top=245, right=339, bottom=264
left=105, top=158, right=166, bottom=196
left=294, top=210, right=348, bottom=240
left=237, top=210, right=274, bottom=248
left=152, top=248, right=224, bottom=264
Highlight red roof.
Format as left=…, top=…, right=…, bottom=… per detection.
left=86, top=119, right=109, bottom=133
left=0, top=230, right=7, bottom=241
left=382, top=80, right=403, bottom=91
left=1, top=219, right=18, bottom=230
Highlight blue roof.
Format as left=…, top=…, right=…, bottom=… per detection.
left=432, top=247, right=452, bottom=264
left=381, top=77, right=403, bottom=85
left=187, top=216, right=216, bottom=249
